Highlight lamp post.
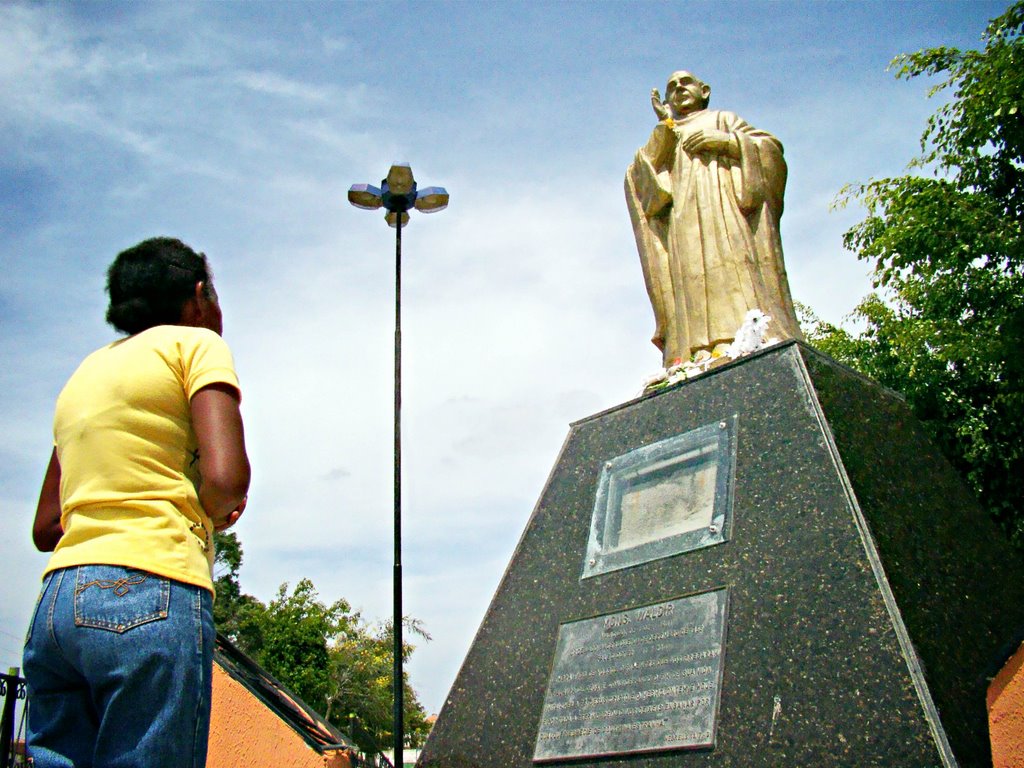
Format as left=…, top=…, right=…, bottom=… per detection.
left=348, top=164, right=448, bottom=768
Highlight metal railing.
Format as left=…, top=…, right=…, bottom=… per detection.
left=0, top=668, right=27, bottom=768
left=345, top=715, right=393, bottom=768
left=350, top=754, right=393, bottom=768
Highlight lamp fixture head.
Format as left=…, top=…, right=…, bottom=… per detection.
left=348, top=163, right=448, bottom=228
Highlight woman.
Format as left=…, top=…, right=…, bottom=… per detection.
left=24, top=237, right=251, bottom=767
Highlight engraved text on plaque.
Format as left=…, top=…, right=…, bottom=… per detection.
left=533, top=589, right=728, bottom=762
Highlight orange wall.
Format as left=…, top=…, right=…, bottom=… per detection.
left=208, top=663, right=350, bottom=768
left=989, top=641, right=1024, bottom=768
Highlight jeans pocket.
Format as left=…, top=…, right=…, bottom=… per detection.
left=73, top=565, right=171, bottom=633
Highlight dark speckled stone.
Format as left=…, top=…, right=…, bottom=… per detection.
left=418, top=342, right=1024, bottom=768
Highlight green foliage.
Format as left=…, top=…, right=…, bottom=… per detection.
left=211, top=538, right=432, bottom=754
left=890, top=1, right=1024, bottom=216
left=325, top=617, right=433, bottom=750
left=814, top=2, right=1024, bottom=548
left=212, top=531, right=249, bottom=638
left=235, top=579, right=354, bottom=714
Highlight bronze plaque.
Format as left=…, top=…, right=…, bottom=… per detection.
left=533, top=589, right=728, bottom=762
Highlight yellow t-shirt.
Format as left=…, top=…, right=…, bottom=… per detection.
left=45, top=325, right=241, bottom=592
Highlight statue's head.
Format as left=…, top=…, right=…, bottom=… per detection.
left=665, top=71, right=710, bottom=117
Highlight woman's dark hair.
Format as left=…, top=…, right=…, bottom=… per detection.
left=105, top=237, right=212, bottom=335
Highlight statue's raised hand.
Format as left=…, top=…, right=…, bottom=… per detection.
left=651, top=89, right=671, bottom=121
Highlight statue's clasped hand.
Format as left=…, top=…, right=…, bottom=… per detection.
left=681, top=129, right=739, bottom=159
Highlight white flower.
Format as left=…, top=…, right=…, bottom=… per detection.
left=642, top=370, right=668, bottom=389
left=727, top=309, right=774, bottom=358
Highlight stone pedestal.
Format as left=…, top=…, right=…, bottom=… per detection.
left=419, top=342, right=1024, bottom=768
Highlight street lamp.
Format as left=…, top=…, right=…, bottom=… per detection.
left=347, top=164, right=448, bottom=768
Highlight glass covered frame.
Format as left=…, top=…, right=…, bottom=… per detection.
left=582, top=416, right=738, bottom=579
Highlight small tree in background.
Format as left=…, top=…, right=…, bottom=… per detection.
left=212, top=531, right=260, bottom=640
left=808, top=1, right=1024, bottom=548
left=212, top=531, right=432, bottom=753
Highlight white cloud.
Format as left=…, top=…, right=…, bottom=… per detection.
left=234, top=70, right=333, bottom=102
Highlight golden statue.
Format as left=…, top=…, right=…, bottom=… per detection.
left=625, top=71, right=803, bottom=366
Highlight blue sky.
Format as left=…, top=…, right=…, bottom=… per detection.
left=0, top=0, right=1007, bottom=717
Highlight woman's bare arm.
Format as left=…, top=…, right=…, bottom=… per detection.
left=33, top=449, right=63, bottom=552
left=190, top=383, right=251, bottom=529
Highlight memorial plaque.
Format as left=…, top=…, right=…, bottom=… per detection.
left=533, top=589, right=728, bottom=762
left=582, top=417, right=737, bottom=579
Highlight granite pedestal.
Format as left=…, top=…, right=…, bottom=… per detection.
left=418, top=341, right=1024, bottom=767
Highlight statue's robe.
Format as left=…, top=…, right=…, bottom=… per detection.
left=625, top=109, right=803, bottom=365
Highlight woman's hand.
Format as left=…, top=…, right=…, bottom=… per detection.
left=215, top=496, right=247, bottom=532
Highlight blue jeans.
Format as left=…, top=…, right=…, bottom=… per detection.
left=23, top=566, right=215, bottom=768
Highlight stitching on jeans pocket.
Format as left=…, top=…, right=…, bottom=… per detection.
left=73, top=566, right=171, bottom=633
left=23, top=572, right=52, bottom=646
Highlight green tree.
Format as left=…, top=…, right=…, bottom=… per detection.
left=325, top=618, right=433, bottom=750
left=811, top=1, right=1024, bottom=547
left=211, top=540, right=433, bottom=754
left=212, top=531, right=256, bottom=640
left=235, top=579, right=356, bottom=714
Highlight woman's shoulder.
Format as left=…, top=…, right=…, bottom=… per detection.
left=136, top=324, right=227, bottom=345
left=107, top=326, right=232, bottom=361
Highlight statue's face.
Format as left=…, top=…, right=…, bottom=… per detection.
left=666, top=71, right=710, bottom=117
